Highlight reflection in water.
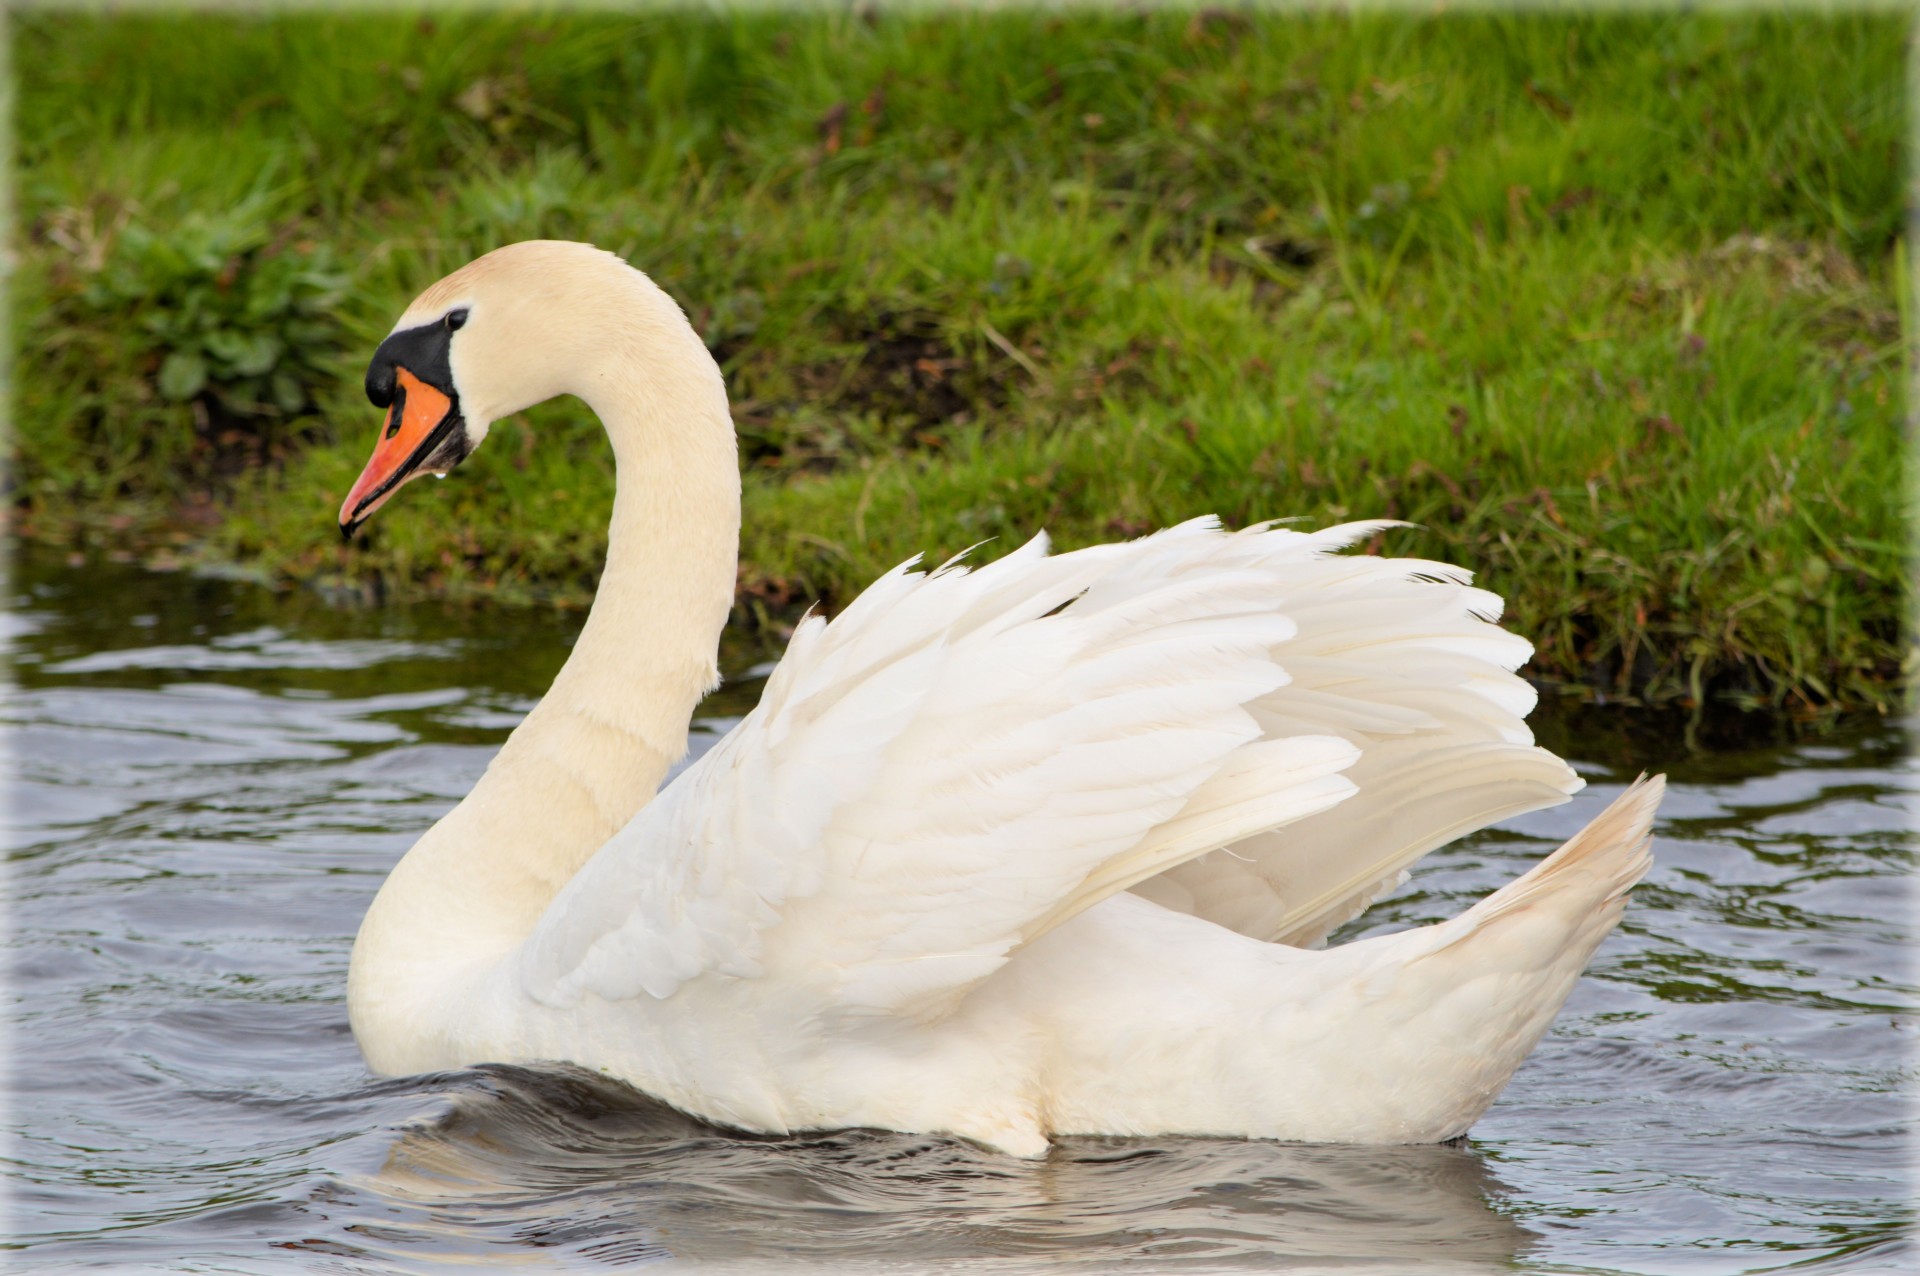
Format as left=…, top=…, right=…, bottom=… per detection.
left=331, top=1064, right=1531, bottom=1272
left=7, top=548, right=1913, bottom=1274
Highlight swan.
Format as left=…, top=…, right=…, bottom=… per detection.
left=339, top=240, right=1661, bottom=1157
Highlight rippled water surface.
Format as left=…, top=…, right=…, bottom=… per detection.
left=7, top=551, right=1913, bottom=1273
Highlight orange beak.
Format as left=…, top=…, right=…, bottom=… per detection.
left=339, top=367, right=462, bottom=538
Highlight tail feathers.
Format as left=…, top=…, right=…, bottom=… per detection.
left=1357, top=776, right=1661, bottom=1141
left=1494, top=773, right=1659, bottom=909
left=1455, top=773, right=1662, bottom=938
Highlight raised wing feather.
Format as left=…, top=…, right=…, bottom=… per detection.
left=519, top=518, right=1368, bottom=1024
left=1132, top=524, right=1582, bottom=946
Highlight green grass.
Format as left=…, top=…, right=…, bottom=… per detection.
left=12, top=6, right=1911, bottom=710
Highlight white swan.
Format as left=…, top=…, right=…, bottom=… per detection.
left=339, top=240, right=1660, bottom=1157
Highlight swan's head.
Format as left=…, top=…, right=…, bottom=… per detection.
left=339, top=240, right=665, bottom=538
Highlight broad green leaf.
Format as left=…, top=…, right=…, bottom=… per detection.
left=157, top=350, right=207, bottom=401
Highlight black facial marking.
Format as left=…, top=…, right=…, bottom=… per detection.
left=365, top=313, right=460, bottom=408
left=383, top=381, right=407, bottom=440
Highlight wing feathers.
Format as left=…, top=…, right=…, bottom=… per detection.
left=522, top=518, right=1571, bottom=1029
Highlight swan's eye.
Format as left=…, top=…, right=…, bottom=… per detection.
left=445, top=309, right=469, bottom=331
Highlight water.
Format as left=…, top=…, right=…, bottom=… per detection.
left=6, top=549, right=1912, bottom=1274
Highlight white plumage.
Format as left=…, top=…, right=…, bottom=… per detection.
left=342, top=241, right=1661, bottom=1157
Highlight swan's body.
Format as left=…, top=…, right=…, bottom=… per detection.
left=342, top=241, right=1659, bottom=1156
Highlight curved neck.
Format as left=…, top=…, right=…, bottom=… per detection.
left=349, top=282, right=739, bottom=1060
left=505, top=351, right=741, bottom=876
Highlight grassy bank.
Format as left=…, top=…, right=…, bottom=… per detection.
left=13, top=7, right=1911, bottom=710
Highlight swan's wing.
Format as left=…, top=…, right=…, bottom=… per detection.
left=1130, top=524, right=1582, bottom=947
left=519, top=519, right=1578, bottom=1023
left=518, top=518, right=1369, bottom=1025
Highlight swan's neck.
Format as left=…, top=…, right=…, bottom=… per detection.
left=348, top=294, right=738, bottom=1063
